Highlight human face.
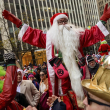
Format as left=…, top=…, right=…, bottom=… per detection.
left=83, top=92, right=110, bottom=110
left=29, top=77, right=34, bottom=81
left=57, top=18, right=68, bottom=25
left=40, top=72, right=46, bottom=81
left=94, top=57, right=98, bottom=61
left=17, top=71, right=22, bottom=84
left=88, top=61, right=96, bottom=68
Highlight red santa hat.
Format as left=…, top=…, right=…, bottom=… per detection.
left=50, top=13, right=68, bottom=25
left=101, top=38, right=107, bottom=44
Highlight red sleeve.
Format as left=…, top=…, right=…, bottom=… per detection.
left=80, top=25, right=105, bottom=48
left=22, top=27, right=46, bottom=48
left=0, top=65, right=17, bottom=109
left=98, top=45, right=102, bottom=52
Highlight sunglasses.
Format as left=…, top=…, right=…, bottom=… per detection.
left=87, top=93, right=110, bottom=107
left=40, top=74, right=45, bottom=77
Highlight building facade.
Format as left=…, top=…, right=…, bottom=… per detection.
left=0, top=0, right=100, bottom=65
left=83, top=0, right=99, bottom=27
left=96, top=0, right=110, bottom=42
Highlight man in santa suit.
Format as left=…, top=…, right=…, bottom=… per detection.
left=98, top=38, right=110, bottom=57
left=2, top=3, right=110, bottom=110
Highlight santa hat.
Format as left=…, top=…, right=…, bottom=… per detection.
left=101, top=38, right=107, bottom=44
left=17, top=69, right=25, bottom=79
left=50, top=13, right=68, bottom=25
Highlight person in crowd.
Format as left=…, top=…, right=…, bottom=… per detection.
left=28, top=73, right=39, bottom=90
left=39, top=69, right=49, bottom=110
left=87, top=55, right=99, bottom=77
left=29, top=62, right=33, bottom=68
left=23, top=70, right=28, bottom=80
left=78, top=57, right=90, bottom=80
left=39, top=69, right=48, bottom=94
left=2, top=3, right=110, bottom=110
left=24, top=64, right=27, bottom=67
left=98, top=38, right=110, bottom=57
left=41, top=64, right=47, bottom=70
left=82, top=65, right=110, bottom=110
left=93, top=54, right=101, bottom=63
left=17, top=69, right=40, bottom=107
left=34, top=67, right=41, bottom=83
left=15, top=92, right=30, bottom=107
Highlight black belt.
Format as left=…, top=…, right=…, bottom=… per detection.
left=101, top=50, right=108, bottom=52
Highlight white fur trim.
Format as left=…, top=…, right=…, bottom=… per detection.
left=46, top=33, right=55, bottom=95
left=18, top=24, right=29, bottom=41
left=53, top=14, right=68, bottom=24
left=96, top=21, right=109, bottom=36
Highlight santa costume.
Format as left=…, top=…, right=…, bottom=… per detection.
left=2, top=4, right=110, bottom=109
left=98, top=38, right=110, bottom=56
left=18, top=14, right=109, bottom=110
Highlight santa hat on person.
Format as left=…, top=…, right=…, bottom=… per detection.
left=50, top=13, right=68, bottom=25
left=17, top=69, right=25, bottom=79
left=101, top=38, right=107, bottom=44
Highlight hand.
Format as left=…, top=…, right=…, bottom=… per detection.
left=2, top=10, right=22, bottom=28
left=26, top=106, right=37, bottom=110
left=100, top=3, right=110, bottom=22
left=47, top=95, right=61, bottom=107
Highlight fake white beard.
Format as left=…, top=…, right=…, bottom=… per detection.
left=47, top=22, right=85, bottom=99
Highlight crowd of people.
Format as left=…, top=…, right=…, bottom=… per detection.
left=0, top=52, right=108, bottom=110
left=0, top=3, right=110, bottom=110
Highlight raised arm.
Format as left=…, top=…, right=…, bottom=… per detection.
left=80, top=21, right=109, bottom=48
left=2, top=10, right=46, bottom=48
left=80, top=3, right=110, bottom=48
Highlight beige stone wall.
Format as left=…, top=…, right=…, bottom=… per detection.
left=0, top=0, right=12, bottom=54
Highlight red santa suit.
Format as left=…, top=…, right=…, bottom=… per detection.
left=98, top=39, right=110, bottom=56
left=18, top=13, right=109, bottom=110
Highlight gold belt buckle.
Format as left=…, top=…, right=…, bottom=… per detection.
left=61, top=96, right=63, bottom=102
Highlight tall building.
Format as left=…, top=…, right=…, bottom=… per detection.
left=0, top=0, right=100, bottom=64
left=96, top=0, right=110, bottom=42
left=83, top=0, right=99, bottom=27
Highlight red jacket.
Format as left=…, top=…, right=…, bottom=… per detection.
left=0, top=65, right=23, bottom=110
left=98, top=44, right=110, bottom=56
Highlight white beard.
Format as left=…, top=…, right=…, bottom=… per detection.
left=47, top=22, right=85, bottom=99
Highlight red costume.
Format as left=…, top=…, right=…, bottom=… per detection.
left=17, top=20, right=109, bottom=110
left=98, top=39, right=110, bottom=56
left=0, top=65, right=23, bottom=110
